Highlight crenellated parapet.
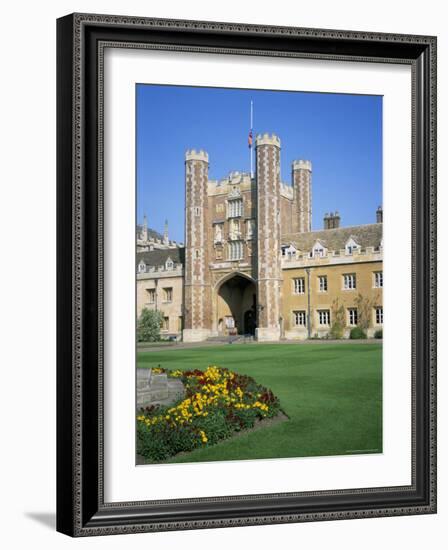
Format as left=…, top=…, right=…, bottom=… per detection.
left=207, top=171, right=254, bottom=196
left=292, top=159, right=312, bottom=172
left=185, top=149, right=209, bottom=163
left=255, top=133, right=281, bottom=148
left=280, top=183, right=294, bottom=200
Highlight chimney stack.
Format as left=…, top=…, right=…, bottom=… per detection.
left=376, top=206, right=383, bottom=223
left=324, top=211, right=340, bottom=229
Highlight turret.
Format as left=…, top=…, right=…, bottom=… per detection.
left=292, top=159, right=312, bottom=233
left=183, top=149, right=212, bottom=342
left=255, top=133, right=282, bottom=341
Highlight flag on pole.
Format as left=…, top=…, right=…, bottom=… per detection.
left=249, top=100, right=254, bottom=178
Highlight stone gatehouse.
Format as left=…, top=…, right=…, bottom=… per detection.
left=137, top=133, right=383, bottom=342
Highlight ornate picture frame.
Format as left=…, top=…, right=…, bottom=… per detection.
left=56, top=13, right=437, bottom=536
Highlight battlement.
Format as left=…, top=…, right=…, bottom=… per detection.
left=280, top=183, right=294, bottom=200
left=292, top=159, right=312, bottom=172
left=208, top=171, right=254, bottom=196
left=136, top=236, right=182, bottom=250
left=281, top=245, right=383, bottom=269
left=185, top=149, right=209, bottom=162
left=256, top=133, right=281, bottom=148
left=137, top=264, right=184, bottom=278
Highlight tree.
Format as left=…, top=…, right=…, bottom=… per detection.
left=330, top=297, right=345, bottom=339
left=137, top=308, right=164, bottom=342
left=354, top=292, right=379, bottom=332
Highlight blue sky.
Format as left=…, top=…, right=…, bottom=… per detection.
left=136, top=84, right=382, bottom=242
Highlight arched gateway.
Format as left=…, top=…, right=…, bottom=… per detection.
left=181, top=136, right=296, bottom=343
left=215, top=273, right=257, bottom=336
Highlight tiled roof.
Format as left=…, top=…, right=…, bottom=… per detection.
left=136, top=247, right=185, bottom=268
left=282, top=223, right=383, bottom=251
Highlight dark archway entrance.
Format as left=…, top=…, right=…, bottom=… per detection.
left=217, top=274, right=257, bottom=336
left=244, top=309, right=256, bottom=336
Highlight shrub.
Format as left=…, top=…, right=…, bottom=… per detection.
left=330, top=298, right=345, bottom=339
left=137, top=308, right=164, bottom=342
left=137, top=366, right=282, bottom=462
left=329, top=323, right=344, bottom=339
left=349, top=327, right=367, bottom=339
left=374, top=329, right=383, bottom=339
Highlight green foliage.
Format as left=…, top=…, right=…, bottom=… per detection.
left=231, top=407, right=259, bottom=430
left=350, top=327, right=367, bottom=339
left=137, top=308, right=164, bottom=342
left=374, top=329, right=383, bottom=339
left=137, top=421, right=198, bottom=461
left=354, top=293, right=377, bottom=332
left=195, top=410, right=233, bottom=443
left=137, top=366, right=281, bottom=463
left=330, top=298, right=345, bottom=339
left=138, top=343, right=383, bottom=463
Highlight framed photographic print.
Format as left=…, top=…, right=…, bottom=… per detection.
left=56, top=13, right=437, bottom=536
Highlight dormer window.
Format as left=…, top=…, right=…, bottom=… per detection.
left=311, top=240, right=327, bottom=258
left=345, top=237, right=360, bottom=255
left=138, top=261, right=146, bottom=273
left=281, top=244, right=297, bottom=259
left=165, top=257, right=174, bottom=270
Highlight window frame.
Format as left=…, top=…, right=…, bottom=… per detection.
left=374, top=271, right=383, bottom=288
left=228, top=240, right=244, bottom=261
left=317, top=309, right=331, bottom=326
left=293, top=277, right=305, bottom=295
left=293, top=310, right=307, bottom=327
left=342, top=273, right=357, bottom=290
left=375, top=306, right=384, bottom=325
left=348, top=307, right=358, bottom=326
left=162, top=287, right=173, bottom=303
left=318, top=275, right=328, bottom=292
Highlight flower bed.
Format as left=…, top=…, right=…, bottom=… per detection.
left=137, top=366, right=281, bottom=462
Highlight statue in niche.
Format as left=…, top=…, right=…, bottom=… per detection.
left=215, top=223, right=223, bottom=243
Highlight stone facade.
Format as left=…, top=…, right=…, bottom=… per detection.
left=136, top=132, right=383, bottom=341
left=136, top=249, right=184, bottom=338
left=282, top=252, right=383, bottom=340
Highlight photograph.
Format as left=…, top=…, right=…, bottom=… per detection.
left=135, top=84, right=384, bottom=465
left=53, top=8, right=437, bottom=538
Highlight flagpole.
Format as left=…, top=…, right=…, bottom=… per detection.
left=250, top=100, right=254, bottom=179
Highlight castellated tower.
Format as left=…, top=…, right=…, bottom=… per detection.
left=183, top=150, right=212, bottom=342
left=292, top=159, right=312, bottom=233
left=255, top=134, right=283, bottom=341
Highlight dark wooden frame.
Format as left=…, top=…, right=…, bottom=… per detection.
left=57, top=13, right=437, bottom=536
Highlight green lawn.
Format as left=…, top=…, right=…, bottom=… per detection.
left=137, top=343, right=382, bottom=463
